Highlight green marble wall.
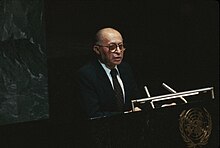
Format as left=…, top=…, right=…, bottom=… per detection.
left=0, top=0, right=48, bottom=125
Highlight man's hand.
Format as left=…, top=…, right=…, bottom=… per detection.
left=124, top=107, right=142, bottom=114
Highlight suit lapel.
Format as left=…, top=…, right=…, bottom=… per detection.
left=93, top=60, right=115, bottom=97
left=118, top=64, right=129, bottom=104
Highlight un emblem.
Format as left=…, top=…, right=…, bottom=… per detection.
left=179, top=107, right=212, bottom=148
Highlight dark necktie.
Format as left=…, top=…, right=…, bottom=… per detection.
left=110, top=68, right=124, bottom=111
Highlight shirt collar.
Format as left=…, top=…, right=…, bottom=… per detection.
left=99, top=60, right=120, bottom=76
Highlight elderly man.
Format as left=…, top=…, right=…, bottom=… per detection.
left=77, top=27, right=140, bottom=118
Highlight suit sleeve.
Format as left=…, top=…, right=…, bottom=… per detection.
left=76, top=69, right=118, bottom=118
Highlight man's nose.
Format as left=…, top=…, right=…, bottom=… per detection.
left=115, top=46, right=121, bottom=53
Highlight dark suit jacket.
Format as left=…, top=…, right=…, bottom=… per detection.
left=76, top=59, right=140, bottom=118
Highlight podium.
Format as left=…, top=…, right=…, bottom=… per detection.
left=81, top=86, right=218, bottom=148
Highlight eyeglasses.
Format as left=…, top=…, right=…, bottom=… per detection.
left=97, top=43, right=125, bottom=53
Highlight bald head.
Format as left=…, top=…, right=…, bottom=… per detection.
left=95, top=28, right=123, bottom=45
left=93, top=27, right=125, bottom=69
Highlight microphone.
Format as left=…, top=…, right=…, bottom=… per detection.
left=144, top=85, right=151, bottom=97
left=162, top=83, right=188, bottom=103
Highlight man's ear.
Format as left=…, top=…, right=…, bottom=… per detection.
left=93, top=45, right=100, bottom=55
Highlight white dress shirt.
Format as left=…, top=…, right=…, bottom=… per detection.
left=99, top=61, right=125, bottom=102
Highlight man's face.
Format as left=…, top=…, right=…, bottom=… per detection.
left=95, top=30, right=125, bottom=69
